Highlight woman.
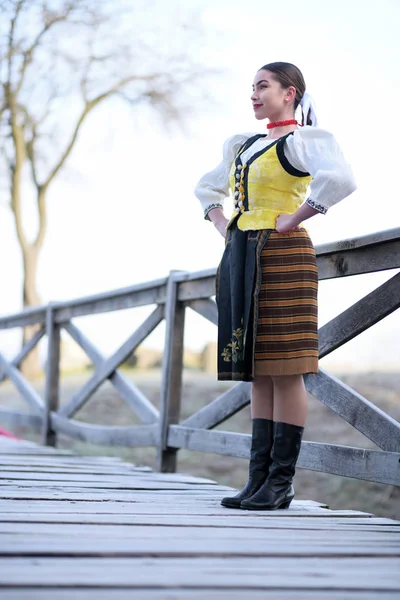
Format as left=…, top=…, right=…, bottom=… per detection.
left=194, top=62, right=356, bottom=511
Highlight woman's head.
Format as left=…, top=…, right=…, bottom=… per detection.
left=251, top=62, right=307, bottom=122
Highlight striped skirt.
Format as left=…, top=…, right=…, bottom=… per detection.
left=254, top=228, right=319, bottom=376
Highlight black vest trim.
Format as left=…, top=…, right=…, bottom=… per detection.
left=276, top=132, right=310, bottom=177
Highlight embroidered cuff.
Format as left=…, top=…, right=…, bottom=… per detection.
left=306, top=197, right=328, bottom=215
left=204, top=203, right=223, bottom=221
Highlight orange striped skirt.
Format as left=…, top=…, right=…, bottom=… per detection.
left=254, top=228, right=319, bottom=376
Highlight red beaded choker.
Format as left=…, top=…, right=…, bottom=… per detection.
left=267, top=119, right=298, bottom=129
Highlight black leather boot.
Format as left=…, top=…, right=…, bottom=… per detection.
left=221, top=418, right=274, bottom=508
left=240, top=421, right=304, bottom=510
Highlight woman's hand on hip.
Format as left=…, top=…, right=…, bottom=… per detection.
left=208, top=207, right=229, bottom=238
left=275, top=213, right=301, bottom=234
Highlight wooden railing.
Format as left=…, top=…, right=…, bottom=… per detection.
left=1, top=227, right=400, bottom=485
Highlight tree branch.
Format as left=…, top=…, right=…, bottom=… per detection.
left=42, top=74, right=155, bottom=189
left=16, top=2, right=80, bottom=95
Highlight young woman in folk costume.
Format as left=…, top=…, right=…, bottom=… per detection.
left=194, top=62, right=356, bottom=510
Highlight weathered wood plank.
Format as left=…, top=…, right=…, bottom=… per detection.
left=0, top=591, right=397, bottom=600
left=0, top=327, right=45, bottom=383
left=185, top=298, right=218, bottom=325
left=316, top=237, right=400, bottom=279
left=168, top=426, right=400, bottom=486
left=53, top=278, right=168, bottom=323
left=50, top=415, right=158, bottom=447
left=316, top=226, right=400, bottom=254
left=318, top=271, right=400, bottom=357
left=0, top=354, right=44, bottom=414
left=1, top=536, right=399, bottom=556
left=305, top=368, right=400, bottom=452
left=1, top=513, right=390, bottom=527
left=0, top=305, right=46, bottom=330
left=59, top=305, right=164, bottom=419
left=42, top=307, right=61, bottom=446
left=3, top=523, right=399, bottom=544
left=0, top=407, right=42, bottom=429
left=0, top=557, right=399, bottom=588
left=157, top=272, right=186, bottom=472
left=182, top=383, right=250, bottom=430
left=63, top=321, right=159, bottom=424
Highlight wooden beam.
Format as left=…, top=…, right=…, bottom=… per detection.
left=317, top=239, right=400, bottom=279
left=157, top=273, right=186, bottom=473
left=59, top=306, right=164, bottom=419
left=182, top=383, right=250, bottom=430
left=63, top=322, right=159, bottom=424
left=42, top=307, right=61, bottom=447
left=305, top=369, right=400, bottom=452
left=168, top=426, right=400, bottom=486
left=0, top=408, right=42, bottom=429
left=185, top=299, right=218, bottom=325
left=51, top=414, right=158, bottom=447
left=0, top=354, right=44, bottom=414
left=0, top=327, right=45, bottom=384
left=319, top=272, right=400, bottom=357
left=53, top=279, right=168, bottom=323
left=0, top=306, right=46, bottom=330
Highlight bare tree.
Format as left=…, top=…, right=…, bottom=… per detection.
left=0, top=0, right=211, bottom=376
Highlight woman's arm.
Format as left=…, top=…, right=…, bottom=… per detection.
left=275, top=203, right=320, bottom=233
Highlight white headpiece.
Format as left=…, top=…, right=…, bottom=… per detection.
left=299, top=92, right=318, bottom=127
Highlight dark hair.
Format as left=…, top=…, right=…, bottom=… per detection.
left=259, top=62, right=306, bottom=111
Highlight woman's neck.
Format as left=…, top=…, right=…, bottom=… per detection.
left=266, top=112, right=298, bottom=139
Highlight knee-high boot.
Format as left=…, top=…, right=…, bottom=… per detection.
left=240, top=421, right=304, bottom=510
left=221, top=418, right=274, bottom=508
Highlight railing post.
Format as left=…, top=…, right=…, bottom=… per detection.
left=157, top=271, right=186, bottom=472
left=42, top=305, right=60, bottom=446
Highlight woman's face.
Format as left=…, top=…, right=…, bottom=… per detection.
left=251, top=69, right=294, bottom=120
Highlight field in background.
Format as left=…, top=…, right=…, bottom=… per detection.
left=0, top=369, right=399, bottom=520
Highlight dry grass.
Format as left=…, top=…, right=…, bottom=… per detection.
left=1, top=369, right=399, bottom=520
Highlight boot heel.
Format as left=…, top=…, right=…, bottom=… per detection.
left=280, top=499, right=291, bottom=509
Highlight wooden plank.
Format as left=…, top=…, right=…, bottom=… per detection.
left=0, top=499, right=365, bottom=517
left=42, top=307, right=61, bottom=446
left=0, top=407, right=42, bottom=429
left=168, top=426, right=400, bottom=485
left=1, top=514, right=390, bottom=527
left=2, top=523, right=399, bottom=544
left=185, top=298, right=218, bottom=325
left=315, top=226, right=400, bottom=254
left=0, top=557, right=399, bottom=588
left=0, top=470, right=218, bottom=485
left=316, top=238, right=400, bottom=279
left=0, top=327, right=45, bottom=383
left=51, top=415, right=158, bottom=448
left=305, top=368, right=400, bottom=452
left=0, top=305, right=46, bottom=330
left=64, top=322, right=159, bottom=424
left=157, top=272, right=186, bottom=472
left=0, top=354, right=44, bottom=414
left=0, top=536, right=399, bottom=556
left=59, top=305, right=164, bottom=419
left=318, top=271, right=400, bottom=357
left=0, top=591, right=397, bottom=600
left=182, top=382, right=250, bottom=430
left=53, top=278, right=168, bottom=323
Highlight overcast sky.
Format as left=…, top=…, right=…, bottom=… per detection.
left=1, top=0, right=399, bottom=371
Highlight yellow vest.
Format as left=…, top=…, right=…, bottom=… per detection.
left=227, top=133, right=312, bottom=231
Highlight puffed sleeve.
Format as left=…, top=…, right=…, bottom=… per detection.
left=194, top=133, right=253, bottom=220
left=284, top=127, right=357, bottom=214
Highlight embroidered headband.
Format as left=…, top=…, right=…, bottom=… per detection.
left=299, top=92, right=318, bottom=127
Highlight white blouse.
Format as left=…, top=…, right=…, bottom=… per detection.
left=194, top=126, right=357, bottom=219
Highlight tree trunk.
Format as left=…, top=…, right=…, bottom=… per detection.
left=20, top=246, right=42, bottom=379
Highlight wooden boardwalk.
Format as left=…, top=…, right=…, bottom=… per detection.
left=0, top=436, right=399, bottom=599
